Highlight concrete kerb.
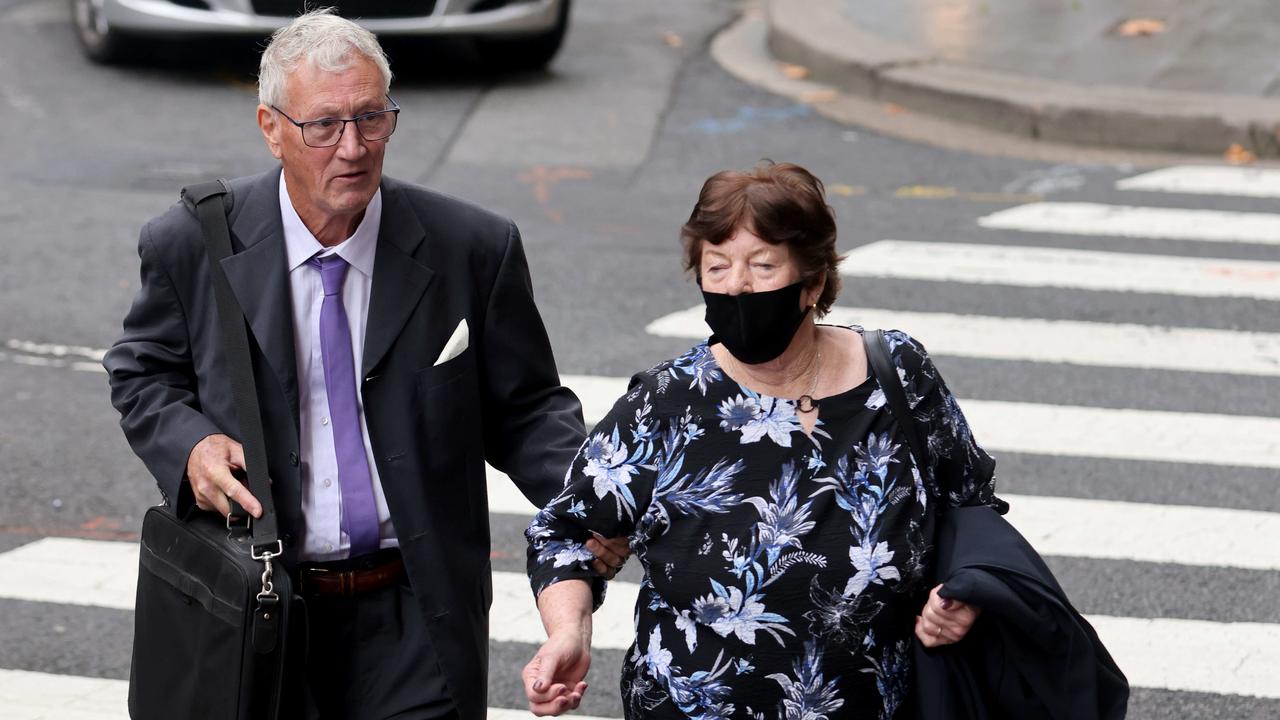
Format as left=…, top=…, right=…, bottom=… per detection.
left=766, top=0, right=1280, bottom=158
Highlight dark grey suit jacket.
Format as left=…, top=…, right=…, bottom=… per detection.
left=105, top=168, right=586, bottom=720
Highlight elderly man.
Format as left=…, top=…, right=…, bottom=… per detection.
left=106, top=10, right=622, bottom=720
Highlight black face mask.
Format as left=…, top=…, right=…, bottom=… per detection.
left=702, top=280, right=810, bottom=365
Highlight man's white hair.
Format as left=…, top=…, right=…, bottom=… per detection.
left=258, top=8, right=393, bottom=109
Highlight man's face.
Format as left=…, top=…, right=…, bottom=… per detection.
left=258, top=55, right=388, bottom=233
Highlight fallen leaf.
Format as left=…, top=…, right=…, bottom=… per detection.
left=885, top=103, right=907, bottom=115
left=662, top=32, right=683, bottom=48
left=779, top=63, right=810, bottom=80
left=799, top=89, right=838, bottom=104
left=1224, top=143, right=1257, bottom=165
left=1115, top=18, right=1167, bottom=37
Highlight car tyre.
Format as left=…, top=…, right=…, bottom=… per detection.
left=474, top=0, right=570, bottom=73
left=71, top=0, right=139, bottom=64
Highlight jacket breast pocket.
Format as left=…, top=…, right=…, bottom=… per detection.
left=412, top=360, right=483, bottom=465
left=415, top=350, right=471, bottom=392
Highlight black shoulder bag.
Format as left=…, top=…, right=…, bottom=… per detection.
left=129, top=179, right=294, bottom=720
left=863, top=329, right=930, bottom=470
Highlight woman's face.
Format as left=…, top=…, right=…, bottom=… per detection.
left=700, top=227, right=802, bottom=296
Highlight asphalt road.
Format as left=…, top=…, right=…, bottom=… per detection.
left=1, top=0, right=1277, bottom=718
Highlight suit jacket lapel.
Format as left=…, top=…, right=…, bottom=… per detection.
left=363, top=180, right=434, bottom=377
left=221, top=169, right=300, bottom=422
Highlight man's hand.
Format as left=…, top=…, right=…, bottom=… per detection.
left=586, top=531, right=631, bottom=580
left=186, top=434, right=263, bottom=519
left=522, top=629, right=590, bottom=716
left=915, top=583, right=980, bottom=648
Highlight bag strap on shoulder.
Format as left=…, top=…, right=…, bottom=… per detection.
left=183, top=179, right=280, bottom=553
left=864, top=329, right=930, bottom=474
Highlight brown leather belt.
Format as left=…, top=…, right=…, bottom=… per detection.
left=298, top=550, right=406, bottom=598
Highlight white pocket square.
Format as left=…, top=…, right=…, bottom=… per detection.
left=433, top=319, right=469, bottom=366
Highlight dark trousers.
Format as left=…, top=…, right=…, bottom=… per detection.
left=289, top=579, right=457, bottom=720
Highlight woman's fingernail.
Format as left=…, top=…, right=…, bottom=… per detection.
left=533, top=680, right=543, bottom=691
left=940, top=598, right=953, bottom=610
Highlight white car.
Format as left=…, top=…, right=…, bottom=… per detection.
left=71, top=0, right=570, bottom=69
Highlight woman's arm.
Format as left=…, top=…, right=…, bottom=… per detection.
left=522, top=579, right=593, bottom=716
left=891, top=331, right=996, bottom=646
left=522, top=376, right=665, bottom=712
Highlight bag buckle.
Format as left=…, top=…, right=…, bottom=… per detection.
left=253, top=541, right=283, bottom=601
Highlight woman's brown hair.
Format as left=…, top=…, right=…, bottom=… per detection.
left=681, top=161, right=842, bottom=315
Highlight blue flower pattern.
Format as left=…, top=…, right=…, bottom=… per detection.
left=527, top=329, right=998, bottom=718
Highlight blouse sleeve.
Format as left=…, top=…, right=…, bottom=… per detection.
left=525, top=374, right=664, bottom=610
left=887, top=330, right=1004, bottom=511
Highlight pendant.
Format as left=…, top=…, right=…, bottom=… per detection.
left=797, top=394, right=818, bottom=414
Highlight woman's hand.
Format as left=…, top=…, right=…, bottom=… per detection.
left=523, top=579, right=594, bottom=716
left=915, top=583, right=980, bottom=648
left=522, top=629, right=590, bottom=716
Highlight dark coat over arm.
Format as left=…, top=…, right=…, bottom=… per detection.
left=913, top=505, right=1129, bottom=720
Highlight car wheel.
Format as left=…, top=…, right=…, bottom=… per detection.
left=70, top=0, right=136, bottom=64
left=474, top=0, right=570, bottom=73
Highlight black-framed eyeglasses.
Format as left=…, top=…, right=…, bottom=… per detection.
left=271, top=96, right=400, bottom=148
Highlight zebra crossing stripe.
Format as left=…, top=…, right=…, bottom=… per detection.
left=978, top=202, right=1280, bottom=245
left=0, top=668, right=126, bottom=720
left=1087, top=615, right=1280, bottom=700
left=0, top=669, right=620, bottom=720
left=485, top=470, right=1280, bottom=572
left=839, top=241, right=1280, bottom=300
left=0, top=537, right=137, bottom=610
left=1000, top=494, right=1280, bottom=571
left=558, top=375, right=1280, bottom=469
left=643, top=304, right=1280, bottom=377
left=957, top=399, right=1280, bottom=469
left=1117, top=165, right=1280, bottom=198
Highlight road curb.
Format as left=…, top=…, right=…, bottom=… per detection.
left=765, top=0, right=1280, bottom=158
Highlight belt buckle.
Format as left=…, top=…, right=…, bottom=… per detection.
left=301, top=565, right=346, bottom=597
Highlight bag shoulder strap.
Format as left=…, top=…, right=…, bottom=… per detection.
left=182, top=179, right=279, bottom=551
left=864, top=329, right=930, bottom=474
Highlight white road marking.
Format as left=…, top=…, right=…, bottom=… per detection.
left=978, top=202, right=1280, bottom=245
left=1, top=341, right=108, bottom=374
left=1001, top=495, right=1280, bottom=571
left=0, top=669, right=127, bottom=720
left=840, top=240, right=1280, bottom=300
left=1117, top=165, right=1280, bottom=198
left=643, top=304, right=1280, bottom=377
left=1088, top=615, right=1280, bottom=700
left=0, top=669, right=620, bottom=720
left=0, top=538, right=138, bottom=610
left=958, top=399, right=1280, bottom=469
left=558, top=374, right=1280, bottom=469
left=5, top=340, right=106, bottom=362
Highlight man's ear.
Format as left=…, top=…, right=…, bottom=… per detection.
left=257, top=104, right=283, bottom=160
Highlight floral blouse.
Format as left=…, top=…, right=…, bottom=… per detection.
left=526, top=328, right=999, bottom=719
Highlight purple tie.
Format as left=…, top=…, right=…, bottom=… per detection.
left=310, top=255, right=380, bottom=557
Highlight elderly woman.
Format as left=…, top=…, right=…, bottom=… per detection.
left=522, top=162, right=1000, bottom=719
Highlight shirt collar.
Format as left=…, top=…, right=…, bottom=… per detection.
left=280, top=172, right=381, bottom=278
